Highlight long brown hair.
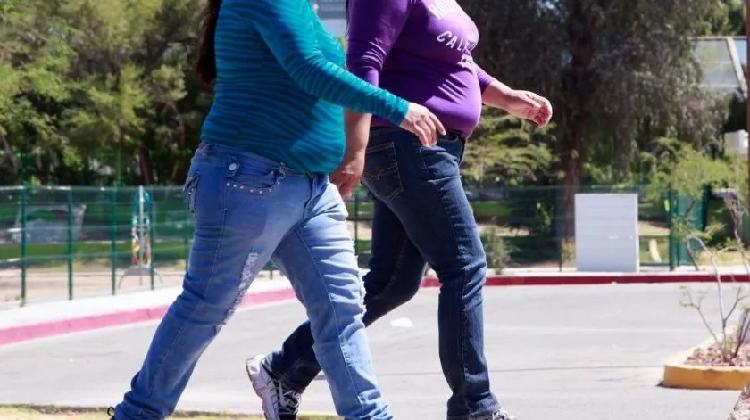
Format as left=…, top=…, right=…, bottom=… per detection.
left=195, top=0, right=222, bottom=87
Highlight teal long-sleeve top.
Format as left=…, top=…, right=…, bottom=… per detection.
left=200, top=0, right=409, bottom=174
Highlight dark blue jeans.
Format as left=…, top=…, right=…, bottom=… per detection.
left=265, top=128, right=500, bottom=420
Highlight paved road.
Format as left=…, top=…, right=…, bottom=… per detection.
left=0, top=283, right=741, bottom=419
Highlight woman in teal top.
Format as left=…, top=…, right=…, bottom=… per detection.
left=109, top=0, right=444, bottom=419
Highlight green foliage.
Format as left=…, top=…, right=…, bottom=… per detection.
left=648, top=139, right=744, bottom=203
left=0, top=0, right=744, bottom=190
left=695, top=0, right=746, bottom=36
left=479, top=226, right=513, bottom=272
left=646, top=140, right=747, bottom=261
left=0, top=0, right=204, bottom=186
left=462, top=107, right=556, bottom=186
left=463, top=0, right=734, bottom=239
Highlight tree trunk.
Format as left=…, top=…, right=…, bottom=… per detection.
left=138, top=148, right=153, bottom=185
left=0, top=132, right=21, bottom=184
left=559, top=128, right=583, bottom=239
left=557, top=0, right=596, bottom=240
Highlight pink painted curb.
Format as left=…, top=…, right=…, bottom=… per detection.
left=421, top=273, right=750, bottom=288
left=0, top=287, right=296, bottom=347
left=3, top=272, right=747, bottom=346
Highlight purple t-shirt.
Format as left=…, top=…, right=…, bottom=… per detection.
left=346, top=0, right=495, bottom=138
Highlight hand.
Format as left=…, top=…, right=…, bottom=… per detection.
left=399, top=103, right=446, bottom=147
left=330, top=149, right=365, bottom=199
left=504, top=90, right=553, bottom=127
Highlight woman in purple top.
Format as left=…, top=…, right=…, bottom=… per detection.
left=245, top=0, right=552, bottom=419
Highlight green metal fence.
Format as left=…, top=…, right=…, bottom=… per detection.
left=0, top=184, right=678, bottom=306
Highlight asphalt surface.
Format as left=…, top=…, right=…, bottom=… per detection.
left=0, top=283, right=742, bottom=419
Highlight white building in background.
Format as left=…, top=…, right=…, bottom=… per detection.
left=693, top=36, right=746, bottom=99
left=694, top=37, right=748, bottom=157
left=311, top=0, right=347, bottom=38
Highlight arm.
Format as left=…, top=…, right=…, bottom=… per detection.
left=476, top=64, right=515, bottom=109
left=240, top=0, right=408, bottom=126
left=481, top=79, right=517, bottom=109
left=477, top=64, right=552, bottom=126
left=344, top=110, right=371, bottom=155
left=344, top=0, right=412, bottom=153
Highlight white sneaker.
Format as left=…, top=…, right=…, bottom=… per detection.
left=490, top=408, right=518, bottom=420
left=246, top=354, right=302, bottom=420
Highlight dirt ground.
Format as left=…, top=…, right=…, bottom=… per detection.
left=729, top=386, right=750, bottom=420
left=0, top=268, right=185, bottom=304
left=686, top=341, right=750, bottom=367
left=0, top=220, right=674, bottom=305
left=0, top=266, right=285, bottom=305
left=0, top=406, right=337, bottom=420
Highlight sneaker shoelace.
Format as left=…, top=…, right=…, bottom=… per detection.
left=492, top=409, right=517, bottom=420
left=271, top=377, right=301, bottom=413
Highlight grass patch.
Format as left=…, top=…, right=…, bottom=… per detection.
left=0, top=235, right=674, bottom=270
left=0, top=241, right=190, bottom=262
left=0, top=406, right=339, bottom=420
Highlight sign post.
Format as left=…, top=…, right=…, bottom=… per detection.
left=120, top=186, right=162, bottom=288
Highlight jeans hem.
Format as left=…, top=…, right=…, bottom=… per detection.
left=446, top=406, right=502, bottom=420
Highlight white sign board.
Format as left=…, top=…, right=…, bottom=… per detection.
left=574, top=193, right=639, bottom=272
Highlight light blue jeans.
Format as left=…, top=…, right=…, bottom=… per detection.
left=114, top=143, right=392, bottom=420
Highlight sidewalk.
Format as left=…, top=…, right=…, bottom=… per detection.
left=0, top=277, right=295, bottom=346
left=423, top=265, right=750, bottom=287
left=1, top=266, right=748, bottom=347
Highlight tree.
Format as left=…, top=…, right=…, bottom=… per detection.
left=0, top=0, right=73, bottom=184
left=696, top=0, right=746, bottom=37
left=0, top=0, right=206, bottom=186
left=58, top=0, right=203, bottom=185
left=462, top=106, right=555, bottom=186
left=1, top=0, right=741, bottom=189
left=463, top=0, right=728, bottom=237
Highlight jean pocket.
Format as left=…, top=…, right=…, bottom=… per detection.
left=362, top=141, right=404, bottom=202
left=182, top=171, right=201, bottom=214
left=226, top=164, right=283, bottom=195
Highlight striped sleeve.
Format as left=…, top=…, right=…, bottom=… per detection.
left=237, top=0, right=410, bottom=126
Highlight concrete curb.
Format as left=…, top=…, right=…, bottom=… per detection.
left=662, top=331, right=750, bottom=391
left=3, top=272, right=747, bottom=347
left=0, top=287, right=296, bottom=347
left=422, top=273, right=750, bottom=287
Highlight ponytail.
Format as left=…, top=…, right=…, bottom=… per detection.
left=195, top=0, right=222, bottom=87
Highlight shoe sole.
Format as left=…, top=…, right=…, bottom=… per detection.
left=246, top=355, right=277, bottom=420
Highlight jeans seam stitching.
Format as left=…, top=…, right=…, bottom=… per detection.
left=293, top=225, right=366, bottom=413
left=138, top=206, right=228, bottom=416
left=425, top=152, right=481, bottom=416
left=364, top=142, right=404, bottom=203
